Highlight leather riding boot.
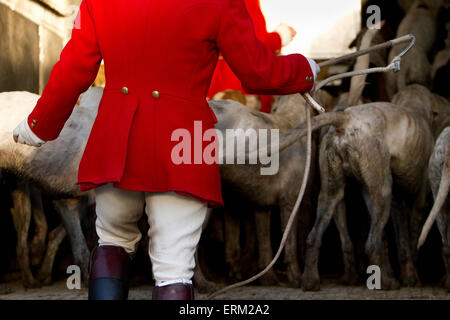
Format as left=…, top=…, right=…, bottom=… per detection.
left=152, top=283, right=195, bottom=300
left=88, top=245, right=131, bottom=300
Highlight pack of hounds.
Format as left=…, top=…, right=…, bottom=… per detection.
left=0, top=0, right=449, bottom=294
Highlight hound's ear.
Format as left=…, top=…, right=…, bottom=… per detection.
left=349, top=27, right=366, bottom=49
left=349, top=35, right=358, bottom=49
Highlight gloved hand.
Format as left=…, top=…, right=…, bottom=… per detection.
left=13, top=118, right=47, bottom=147
left=306, top=58, right=321, bottom=82
left=275, top=23, right=297, bottom=47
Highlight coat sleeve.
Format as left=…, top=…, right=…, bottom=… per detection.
left=215, top=0, right=314, bottom=96
left=244, top=0, right=282, bottom=53
left=28, top=0, right=102, bottom=141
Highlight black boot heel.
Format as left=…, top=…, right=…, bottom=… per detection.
left=88, top=245, right=131, bottom=300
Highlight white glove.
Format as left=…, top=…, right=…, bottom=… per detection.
left=306, top=58, right=321, bottom=82
left=275, top=23, right=294, bottom=47
left=13, top=118, right=47, bottom=147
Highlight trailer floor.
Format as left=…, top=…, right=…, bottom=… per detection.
left=1, top=280, right=449, bottom=300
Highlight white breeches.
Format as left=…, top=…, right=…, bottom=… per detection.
left=94, top=183, right=207, bottom=286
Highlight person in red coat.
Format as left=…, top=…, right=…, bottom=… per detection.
left=207, top=0, right=297, bottom=113
left=13, top=0, right=320, bottom=300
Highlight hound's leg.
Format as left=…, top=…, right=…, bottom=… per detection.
left=280, top=204, right=302, bottom=287
left=10, top=182, right=38, bottom=288
left=301, top=188, right=345, bottom=291
left=362, top=190, right=395, bottom=280
left=333, top=201, right=358, bottom=285
left=53, top=198, right=90, bottom=283
left=193, top=252, right=219, bottom=293
left=362, top=175, right=399, bottom=290
left=223, top=208, right=242, bottom=280
left=36, top=225, right=67, bottom=285
left=444, top=214, right=450, bottom=291
left=301, top=144, right=346, bottom=291
left=391, top=195, right=420, bottom=286
left=409, top=175, right=430, bottom=263
left=240, top=212, right=257, bottom=275
left=193, top=209, right=219, bottom=293
left=0, top=283, right=13, bottom=295
left=297, top=189, right=314, bottom=272
left=29, top=185, right=48, bottom=267
left=436, top=207, right=450, bottom=291
left=254, top=209, right=279, bottom=286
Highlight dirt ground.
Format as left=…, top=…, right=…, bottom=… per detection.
left=1, top=280, right=449, bottom=300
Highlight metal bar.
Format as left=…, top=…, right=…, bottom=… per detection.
left=318, top=34, right=415, bottom=68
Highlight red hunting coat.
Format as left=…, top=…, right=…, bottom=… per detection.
left=28, top=0, right=314, bottom=207
left=207, top=0, right=283, bottom=112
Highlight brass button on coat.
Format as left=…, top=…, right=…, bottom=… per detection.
left=152, top=90, right=160, bottom=99
left=121, top=87, right=129, bottom=95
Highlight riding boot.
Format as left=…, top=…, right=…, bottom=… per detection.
left=88, top=245, right=131, bottom=300
left=152, top=283, right=195, bottom=300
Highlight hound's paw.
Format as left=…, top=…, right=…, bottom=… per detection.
left=381, top=275, right=400, bottom=290
left=301, top=274, right=321, bottom=291
left=194, top=279, right=220, bottom=294
left=340, top=270, right=359, bottom=285
left=258, top=271, right=279, bottom=287
left=401, top=264, right=421, bottom=287
left=442, top=275, right=450, bottom=292
left=401, top=274, right=421, bottom=287
left=286, top=266, right=302, bottom=288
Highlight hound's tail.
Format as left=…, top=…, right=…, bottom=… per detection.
left=418, top=158, right=450, bottom=249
